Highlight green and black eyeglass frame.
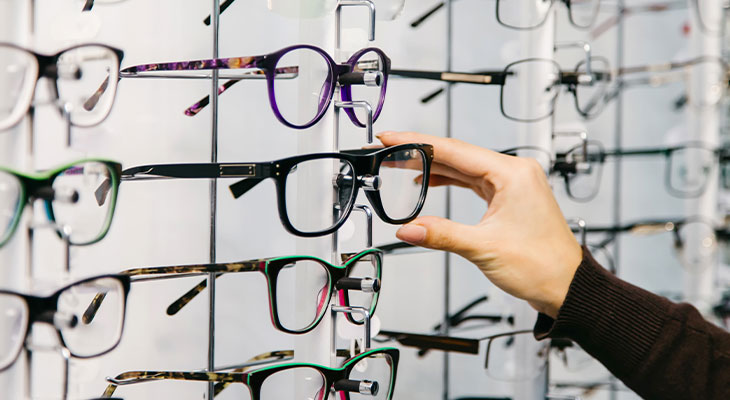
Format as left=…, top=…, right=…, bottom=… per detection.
left=0, top=159, right=122, bottom=248
left=117, top=144, right=433, bottom=237
left=101, top=347, right=400, bottom=400
left=0, top=274, right=130, bottom=372
left=82, top=249, right=383, bottom=334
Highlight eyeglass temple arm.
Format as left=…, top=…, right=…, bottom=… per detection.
left=431, top=295, right=488, bottom=332
left=410, top=0, right=466, bottom=28
left=391, top=69, right=506, bottom=85
left=212, top=349, right=294, bottom=396
left=203, top=0, right=236, bottom=25
left=82, top=0, right=94, bottom=11
left=165, top=261, right=265, bottom=316
left=418, top=69, right=512, bottom=103
left=184, top=66, right=299, bottom=117
left=82, top=262, right=261, bottom=323
left=375, top=330, right=480, bottom=355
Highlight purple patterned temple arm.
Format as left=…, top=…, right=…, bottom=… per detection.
left=184, top=66, right=299, bottom=117
left=120, top=55, right=260, bottom=75
left=203, top=0, right=237, bottom=25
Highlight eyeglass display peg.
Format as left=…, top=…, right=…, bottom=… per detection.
left=334, top=378, right=379, bottom=395
left=338, top=71, right=383, bottom=87
left=336, top=276, right=380, bottom=293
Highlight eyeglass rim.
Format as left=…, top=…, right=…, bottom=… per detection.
left=0, top=158, right=122, bottom=248
left=0, top=42, right=124, bottom=130
left=265, top=248, right=384, bottom=334
left=0, top=274, right=130, bottom=371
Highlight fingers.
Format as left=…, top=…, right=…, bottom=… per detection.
left=425, top=174, right=472, bottom=189
left=396, top=216, right=485, bottom=259
left=377, top=131, right=511, bottom=187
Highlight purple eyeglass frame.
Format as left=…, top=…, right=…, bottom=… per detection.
left=120, top=44, right=390, bottom=130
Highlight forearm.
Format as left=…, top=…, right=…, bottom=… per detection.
left=535, top=248, right=730, bottom=399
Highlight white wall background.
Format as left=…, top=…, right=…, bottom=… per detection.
left=0, top=0, right=725, bottom=399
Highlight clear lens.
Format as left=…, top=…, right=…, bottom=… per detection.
left=677, top=221, right=717, bottom=272
left=667, top=146, right=716, bottom=197
left=485, top=333, right=548, bottom=381
left=501, top=59, right=560, bottom=121
left=56, top=45, right=119, bottom=127
left=496, top=0, right=554, bottom=29
left=51, top=161, right=116, bottom=245
left=268, top=0, right=338, bottom=18
left=285, top=158, right=355, bottom=233
left=567, top=0, right=600, bottom=28
left=574, top=57, right=611, bottom=117
left=686, top=60, right=726, bottom=108
left=57, top=277, right=125, bottom=358
left=0, top=293, right=28, bottom=371
left=349, top=50, right=387, bottom=125
left=342, top=253, right=381, bottom=323
left=0, top=45, right=37, bottom=131
left=346, top=352, right=395, bottom=400
left=260, top=366, right=326, bottom=399
left=0, top=171, right=23, bottom=246
left=564, top=141, right=604, bottom=201
left=377, top=148, right=426, bottom=221
left=274, top=259, right=331, bottom=332
left=273, top=47, right=333, bottom=127
left=587, top=243, right=616, bottom=274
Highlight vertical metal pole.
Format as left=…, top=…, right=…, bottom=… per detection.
left=684, top=0, right=721, bottom=311
left=208, top=0, right=221, bottom=397
left=609, top=2, right=626, bottom=399
left=442, top=1, right=453, bottom=399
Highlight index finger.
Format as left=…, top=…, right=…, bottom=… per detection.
left=376, top=131, right=512, bottom=184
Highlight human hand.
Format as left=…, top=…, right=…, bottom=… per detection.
left=378, top=131, right=582, bottom=318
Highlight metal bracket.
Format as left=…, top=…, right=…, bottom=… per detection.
left=28, top=221, right=72, bottom=273
left=554, top=41, right=593, bottom=79
left=331, top=305, right=372, bottom=363
left=353, top=204, right=373, bottom=248
left=61, top=102, right=73, bottom=148
left=335, top=0, right=376, bottom=50
left=567, top=217, right=587, bottom=247
left=334, top=100, right=374, bottom=143
left=553, top=130, right=589, bottom=157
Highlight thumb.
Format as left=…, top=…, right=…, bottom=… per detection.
left=395, top=216, right=481, bottom=258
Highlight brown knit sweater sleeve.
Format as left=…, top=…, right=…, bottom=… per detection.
left=534, top=247, right=730, bottom=399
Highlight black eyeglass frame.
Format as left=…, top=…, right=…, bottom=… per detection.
left=121, top=144, right=434, bottom=237
left=0, top=274, right=131, bottom=372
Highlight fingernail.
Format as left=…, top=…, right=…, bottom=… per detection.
left=396, top=224, right=427, bottom=244
left=376, top=131, right=392, bottom=139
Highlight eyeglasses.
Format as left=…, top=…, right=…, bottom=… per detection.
left=590, top=1, right=688, bottom=39
left=117, top=144, right=433, bottom=237
left=0, top=274, right=130, bottom=372
left=579, top=216, right=722, bottom=272
left=101, top=347, right=399, bottom=400
left=606, top=57, right=730, bottom=109
left=410, top=0, right=601, bottom=30
left=393, top=56, right=613, bottom=122
left=0, top=159, right=122, bottom=248
left=553, top=140, right=728, bottom=200
left=0, top=43, right=123, bottom=131
left=83, top=249, right=382, bottom=334
left=113, top=45, right=390, bottom=129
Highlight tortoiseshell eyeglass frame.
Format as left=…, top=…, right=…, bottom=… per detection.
left=119, top=44, right=391, bottom=129
left=118, top=144, right=433, bottom=237
left=0, top=274, right=130, bottom=372
left=82, top=248, right=383, bottom=334
left=102, top=347, right=400, bottom=400
left=0, top=159, right=122, bottom=248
